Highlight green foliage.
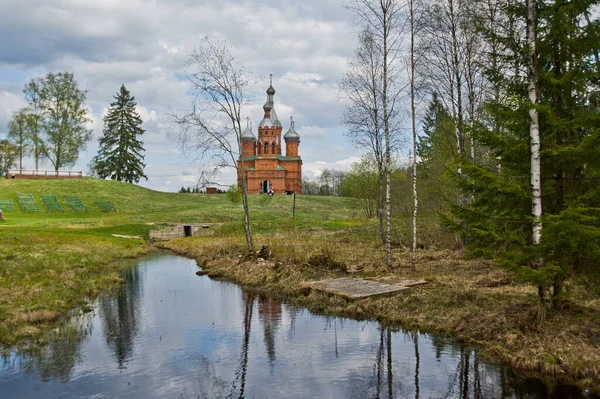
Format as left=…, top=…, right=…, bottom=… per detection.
left=339, top=157, right=379, bottom=218
left=7, top=109, right=35, bottom=170
left=0, top=140, right=18, bottom=173
left=417, top=95, right=460, bottom=217
left=451, top=0, right=600, bottom=301
left=25, top=72, right=92, bottom=171
left=93, top=85, right=147, bottom=183
left=226, top=184, right=242, bottom=203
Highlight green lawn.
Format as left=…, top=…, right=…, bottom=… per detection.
left=0, top=177, right=364, bottom=231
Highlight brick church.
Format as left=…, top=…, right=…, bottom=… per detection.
left=237, top=77, right=302, bottom=194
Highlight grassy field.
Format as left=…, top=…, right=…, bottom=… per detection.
left=0, top=177, right=365, bottom=346
left=1, top=177, right=599, bottom=391
left=0, top=178, right=363, bottom=228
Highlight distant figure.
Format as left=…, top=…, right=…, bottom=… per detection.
left=268, top=189, right=274, bottom=198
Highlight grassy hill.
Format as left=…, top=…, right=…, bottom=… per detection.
left=0, top=177, right=365, bottom=232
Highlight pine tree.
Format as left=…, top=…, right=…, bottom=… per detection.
left=94, top=85, right=147, bottom=183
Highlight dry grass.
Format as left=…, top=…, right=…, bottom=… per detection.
left=12, top=310, right=59, bottom=324
left=159, top=231, right=600, bottom=391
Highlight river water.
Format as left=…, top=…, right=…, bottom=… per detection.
left=0, top=252, right=596, bottom=398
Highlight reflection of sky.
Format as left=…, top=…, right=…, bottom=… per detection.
left=0, top=253, right=594, bottom=399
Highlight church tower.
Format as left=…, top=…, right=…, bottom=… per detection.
left=257, top=75, right=283, bottom=157
left=237, top=75, right=303, bottom=194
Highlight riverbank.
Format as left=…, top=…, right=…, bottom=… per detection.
left=0, top=227, right=149, bottom=347
left=159, top=232, right=600, bottom=392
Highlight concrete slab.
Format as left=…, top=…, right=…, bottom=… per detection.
left=305, top=277, right=410, bottom=300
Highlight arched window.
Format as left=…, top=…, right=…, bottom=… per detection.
left=272, top=141, right=276, bottom=155
left=264, top=143, right=269, bottom=155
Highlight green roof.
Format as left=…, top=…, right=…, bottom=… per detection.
left=277, top=155, right=300, bottom=161
left=277, top=166, right=286, bottom=171
left=243, top=154, right=300, bottom=162
left=247, top=167, right=255, bottom=171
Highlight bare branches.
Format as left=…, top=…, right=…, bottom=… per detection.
left=171, top=36, right=255, bottom=252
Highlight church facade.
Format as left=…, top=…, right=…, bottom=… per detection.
left=237, top=79, right=302, bottom=194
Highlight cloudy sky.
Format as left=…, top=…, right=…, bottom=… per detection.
left=0, top=0, right=385, bottom=192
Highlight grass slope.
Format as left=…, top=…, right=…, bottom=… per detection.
left=0, top=177, right=363, bottom=230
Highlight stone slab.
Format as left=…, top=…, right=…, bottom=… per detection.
left=305, top=277, right=410, bottom=300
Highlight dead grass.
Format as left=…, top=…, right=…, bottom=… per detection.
left=12, top=310, right=59, bottom=324
left=159, top=230, right=600, bottom=391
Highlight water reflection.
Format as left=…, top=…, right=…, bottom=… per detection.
left=257, top=295, right=281, bottom=371
left=0, top=252, right=596, bottom=399
left=98, top=264, right=141, bottom=369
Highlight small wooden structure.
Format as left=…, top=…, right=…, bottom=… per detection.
left=6, top=170, right=83, bottom=179
left=304, top=277, right=411, bottom=300
left=206, top=187, right=218, bottom=194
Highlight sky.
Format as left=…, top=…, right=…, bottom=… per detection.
left=0, top=0, right=380, bottom=192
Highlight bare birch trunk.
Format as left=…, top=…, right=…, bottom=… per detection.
left=527, top=0, right=543, bottom=300
left=239, top=157, right=254, bottom=253
left=379, top=170, right=386, bottom=244
left=382, top=1, right=393, bottom=272
left=410, top=0, right=418, bottom=271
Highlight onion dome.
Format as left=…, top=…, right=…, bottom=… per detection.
left=267, top=73, right=276, bottom=95
left=263, top=100, right=272, bottom=112
left=284, top=116, right=300, bottom=142
left=241, top=117, right=255, bottom=142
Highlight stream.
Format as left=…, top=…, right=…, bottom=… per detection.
left=0, top=252, right=596, bottom=398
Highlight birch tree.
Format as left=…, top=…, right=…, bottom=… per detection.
left=409, top=0, right=420, bottom=270
left=526, top=0, right=543, bottom=301
left=7, top=109, right=34, bottom=171
left=340, top=28, right=387, bottom=243
left=172, top=36, right=255, bottom=252
left=28, top=72, right=92, bottom=171
left=23, top=79, right=44, bottom=171
left=344, top=0, right=404, bottom=271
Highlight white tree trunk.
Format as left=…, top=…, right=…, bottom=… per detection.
left=527, top=0, right=542, bottom=246
left=410, top=0, right=418, bottom=271
left=383, top=5, right=393, bottom=272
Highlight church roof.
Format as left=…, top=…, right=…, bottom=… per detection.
left=260, top=74, right=282, bottom=128
left=284, top=116, right=300, bottom=142
left=241, top=117, right=255, bottom=142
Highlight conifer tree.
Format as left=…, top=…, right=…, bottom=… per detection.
left=93, top=85, right=147, bottom=183
left=451, top=0, right=600, bottom=306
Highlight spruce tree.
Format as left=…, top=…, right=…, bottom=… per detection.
left=450, top=0, right=600, bottom=306
left=94, top=85, right=147, bottom=183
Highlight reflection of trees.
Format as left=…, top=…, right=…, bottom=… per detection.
left=230, top=291, right=255, bottom=399
left=413, top=332, right=419, bottom=399
left=257, top=294, right=281, bottom=370
left=98, top=264, right=141, bottom=369
left=21, top=312, right=93, bottom=382
left=372, top=326, right=395, bottom=399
